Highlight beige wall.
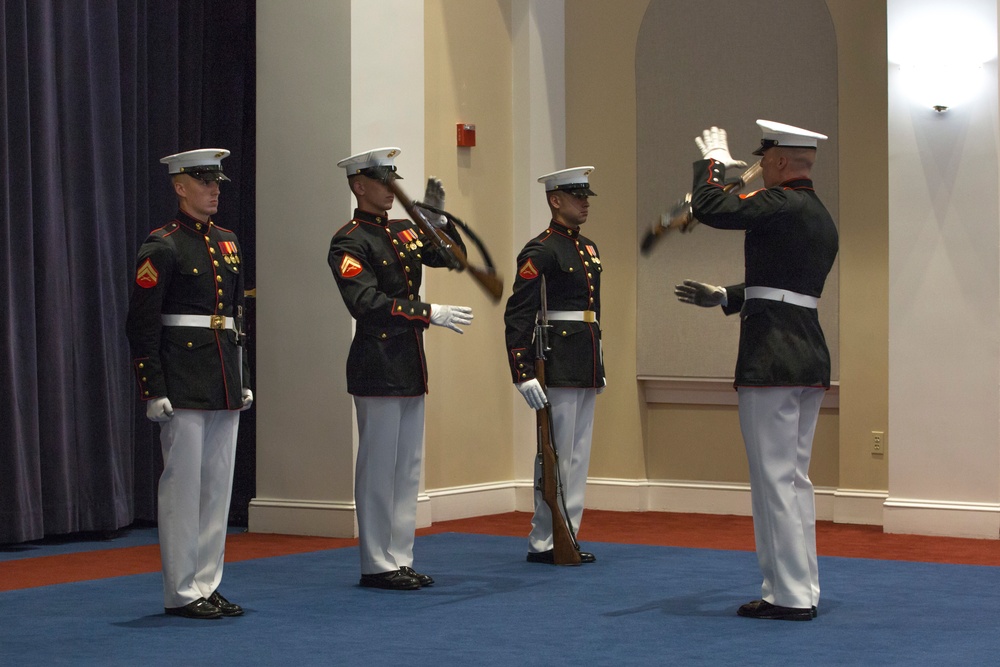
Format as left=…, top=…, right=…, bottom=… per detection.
left=563, top=0, right=887, bottom=507
left=565, top=1, right=650, bottom=481
left=253, top=0, right=892, bottom=535
left=422, top=0, right=516, bottom=489
left=826, top=0, right=890, bottom=496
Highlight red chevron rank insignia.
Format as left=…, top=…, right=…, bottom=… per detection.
left=135, top=258, right=159, bottom=288
left=518, top=259, right=539, bottom=280
left=339, top=253, right=363, bottom=278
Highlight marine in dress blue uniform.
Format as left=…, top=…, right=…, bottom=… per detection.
left=504, top=166, right=605, bottom=564
left=676, top=121, right=838, bottom=621
left=126, top=148, right=252, bottom=619
left=328, top=147, right=473, bottom=590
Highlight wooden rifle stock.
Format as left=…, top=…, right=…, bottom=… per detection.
left=387, top=179, right=505, bottom=302
left=534, top=357, right=582, bottom=566
left=640, top=160, right=762, bottom=255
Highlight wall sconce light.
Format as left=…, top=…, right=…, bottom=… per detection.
left=898, top=62, right=985, bottom=112
left=888, top=4, right=996, bottom=113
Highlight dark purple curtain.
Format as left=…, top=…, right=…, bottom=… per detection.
left=0, top=0, right=255, bottom=544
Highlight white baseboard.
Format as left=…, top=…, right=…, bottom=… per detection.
left=883, top=497, right=1000, bottom=539
left=833, top=488, right=888, bottom=526
left=424, top=482, right=519, bottom=522
left=248, top=497, right=358, bottom=537
left=247, top=479, right=893, bottom=538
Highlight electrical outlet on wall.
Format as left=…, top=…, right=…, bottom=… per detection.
left=871, top=431, right=885, bottom=456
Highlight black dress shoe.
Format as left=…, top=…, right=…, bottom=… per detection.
left=359, top=570, right=421, bottom=590
left=526, top=549, right=596, bottom=564
left=812, top=606, right=818, bottom=618
left=737, top=599, right=813, bottom=621
left=207, top=591, right=244, bottom=616
left=399, top=566, right=434, bottom=587
left=164, top=598, right=222, bottom=619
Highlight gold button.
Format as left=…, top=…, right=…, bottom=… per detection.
left=588, top=273, right=593, bottom=279
left=518, top=364, right=524, bottom=369
left=138, top=363, right=144, bottom=369
left=399, top=253, right=405, bottom=258
left=218, top=289, right=224, bottom=295
left=380, top=333, right=387, bottom=339
left=561, top=331, right=568, bottom=336
left=196, top=223, right=202, bottom=230
left=204, top=236, right=210, bottom=242
left=141, top=376, right=147, bottom=382
left=186, top=342, right=193, bottom=348
left=144, top=390, right=149, bottom=396
left=590, top=285, right=594, bottom=291
left=408, top=295, right=415, bottom=300
left=405, top=266, right=410, bottom=272
left=214, top=260, right=220, bottom=266
left=210, top=247, right=216, bottom=254
left=569, top=267, right=574, bottom=272
left=589, top=297, right=594, bottom=303
left=382, top=260, right=389, bottom=266
left=193, top=268, right=199, bottom=274
left=218, top=303, right=224, bottom=309
left=216, top=275, right=222, bottom=283
left=516, top=352, right=522, bottom=358
left=408, top=280, right=413, bottom=286
left=393, top=239, right=399, bottom=245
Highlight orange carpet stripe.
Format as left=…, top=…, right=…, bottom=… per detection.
left=3, top=511, right=998, bottom=593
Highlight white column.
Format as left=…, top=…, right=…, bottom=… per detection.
left=252, top=0, right=426, bottom=536
left=885, top=0, right=1000, bottom=537
left=252, top=0, right=357, bottom=536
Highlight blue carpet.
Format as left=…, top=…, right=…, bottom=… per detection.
left=1, top=533, right=997, bottom=665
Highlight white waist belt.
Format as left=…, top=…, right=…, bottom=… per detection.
left=745, top=286, right=818, bottom=309
left=161, top=314, right=236, bottom=330
left=543, top=310, right=598, bottom=323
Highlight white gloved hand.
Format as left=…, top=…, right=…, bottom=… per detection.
left=430, top=304, right=473, bottom=333
left=516, top=379, right=547, bottom=410
left=416, top=177, right=448, bottom=228
left=674, top=279, right=727, bottom=307
left=146, top=397, right=174, bottom=422
left=240, top=388, right=254, bottom=411
left=695, top=126, right=747, bottom=169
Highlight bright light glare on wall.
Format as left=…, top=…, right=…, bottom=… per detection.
left=898, top=63, right=985, bottom=112
left=888, top=5, right=996, bottom=112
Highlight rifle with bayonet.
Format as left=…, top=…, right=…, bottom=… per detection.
left=535, top=275, right=582, bottom=565
left=387, top=179, right=505, bottom=303
left=640, top=160, right=763, bottom=254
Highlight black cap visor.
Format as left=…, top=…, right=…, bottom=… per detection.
left=550, top=182, right=596, bottom=197
left=180, top=166, right=230, bottom=182
left=359, top=166, right=402, bottom=184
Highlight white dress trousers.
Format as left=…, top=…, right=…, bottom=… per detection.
left=157, top=408, right=239, bottom=608
left=528, top=387, right=596, bottom=553
left=737, top=386, right=823, bottom=609
left=354, top=395, right=424, bottom=574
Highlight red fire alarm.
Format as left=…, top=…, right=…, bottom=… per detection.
left=457, top=123, right=476, bottom=147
